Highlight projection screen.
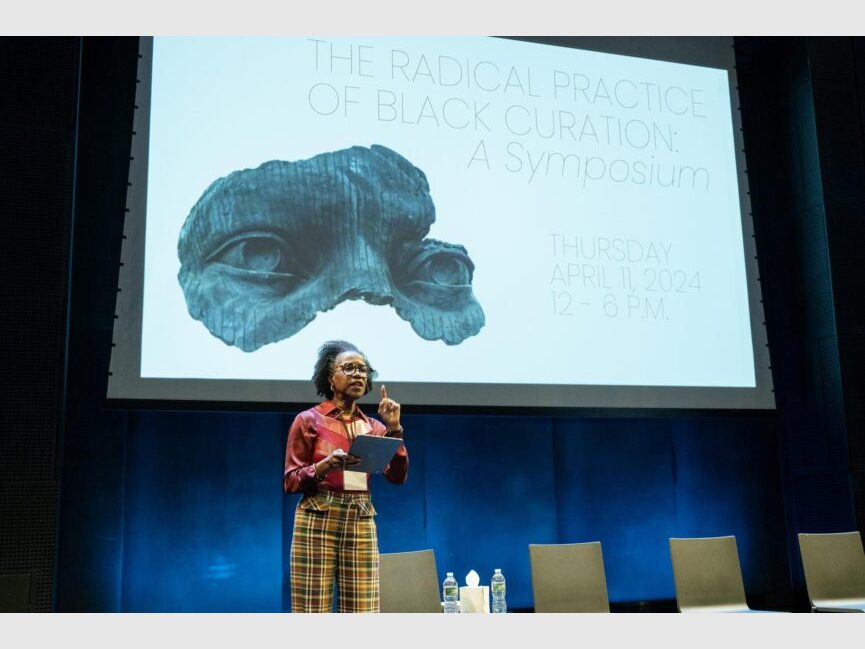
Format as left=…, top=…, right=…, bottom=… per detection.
left=107, top=36, right=774, bottom=410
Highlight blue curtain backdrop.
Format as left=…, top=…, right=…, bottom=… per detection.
left=114, top=410, right=787, bottom=612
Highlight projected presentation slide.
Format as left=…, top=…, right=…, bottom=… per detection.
left=111, top=36, right=773, bottom=409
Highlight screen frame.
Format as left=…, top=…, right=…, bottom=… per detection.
left=107, top=36, right=775, bottom=412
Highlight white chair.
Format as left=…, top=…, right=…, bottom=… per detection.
left=669, top=536, right=762, bottom=612
left=798, top=531, right=865, bottom=612
left=379, top=549, right=442, bottom=613
left=529, top=542, right=610, bottom=612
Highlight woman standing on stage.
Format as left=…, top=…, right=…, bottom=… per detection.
left=283, top=340, right=408, bottom=613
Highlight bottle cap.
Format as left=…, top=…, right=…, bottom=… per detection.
left=446, top=572, right=453, bottom=577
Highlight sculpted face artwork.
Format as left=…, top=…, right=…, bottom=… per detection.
left=177, top=145, right=485, bottom=352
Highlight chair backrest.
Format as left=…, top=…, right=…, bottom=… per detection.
left=669, top=536, right=749, bottom=612
left=379, top=549, right=442, bottom=613
left=529, top=542, right=610, bottom=612
left=798, top=531, right=865, bottom=608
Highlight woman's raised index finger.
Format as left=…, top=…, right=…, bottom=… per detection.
left=381, top=384, right=388, bottom=400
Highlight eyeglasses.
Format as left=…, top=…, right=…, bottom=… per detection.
left=337, top=363, right=370, bottom=377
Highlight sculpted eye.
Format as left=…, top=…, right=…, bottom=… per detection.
left=396, top=240, right=475, bottom=287
left=208, top=231, right=300, bottom=277
left=412, top=251, right=472, bottom=286
left=389, top=237, right=483, bottom=345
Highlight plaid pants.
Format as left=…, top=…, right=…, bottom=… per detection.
left=290, top=490, right=380, bottom=613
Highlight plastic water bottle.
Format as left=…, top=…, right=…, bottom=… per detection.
left=491, top=568, right=507, bottom=613
left=443, top=572, right=459, bottom=613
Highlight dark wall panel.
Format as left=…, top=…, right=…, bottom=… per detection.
left=736, top=36, right=862, bottom=609
left=0, top=36, right=79, bottom=613
left=807, top=37, right=865, bottom=535
left=54, top=37, right=140, bottom=612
